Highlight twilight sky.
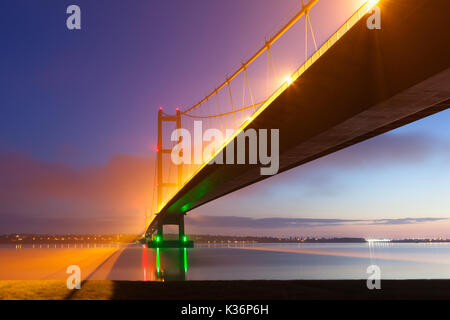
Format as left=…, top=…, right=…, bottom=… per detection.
left=1, top=0, right=449, bottom=237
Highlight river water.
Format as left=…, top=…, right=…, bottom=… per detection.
left=1, top=243, right=450, bottom=281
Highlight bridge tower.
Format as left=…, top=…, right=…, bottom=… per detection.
left=157, top=107, right=182, bottom=208
left=148, top=107, right=192, bottom=248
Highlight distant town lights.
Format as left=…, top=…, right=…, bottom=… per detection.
left=365, top=238, right=391, bottom=243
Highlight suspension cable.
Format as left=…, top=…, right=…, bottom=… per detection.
left=242, top=67, right=246, bottom=115
left=244, top=67, right=256, bottom=112
left=269, top=48, right=278, bottom=82
left=181, top=0, right=318, bottom=115
left=305, top=11, right=308, bottom=60
left=227, top=82, right=237, bottom=128
left=266, top=46, right=270, bottom=99
left=308, top=13, right=318, bottom=51
left=183, top=101, right=265, bottom=119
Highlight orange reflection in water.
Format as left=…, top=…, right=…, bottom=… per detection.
left=0, top=245, right=119, bottom=280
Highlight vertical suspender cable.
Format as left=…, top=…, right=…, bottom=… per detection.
left=227, top=82, right=237, bottom=129
left=308, top=13, right=318, bottom=51
left=244, top=68, right=256, bottom=113
left=266, top=46, right=270, bottom=99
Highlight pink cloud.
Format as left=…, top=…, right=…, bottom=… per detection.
left=0, top=152, right=156, bottom=234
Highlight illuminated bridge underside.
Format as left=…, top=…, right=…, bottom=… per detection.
left=150, top=0, right=450, bottom=230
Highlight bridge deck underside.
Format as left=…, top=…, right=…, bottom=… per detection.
left=150, top=0, right=450, bottom=230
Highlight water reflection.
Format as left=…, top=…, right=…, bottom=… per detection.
left=4, top=243, right=450, bottom=281
left=142, top=245, right=188, bottom=281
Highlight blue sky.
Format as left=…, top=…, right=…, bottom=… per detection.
left=193, top=110, right=450, bottom=237
left=0, top=0, right=449, bottom=236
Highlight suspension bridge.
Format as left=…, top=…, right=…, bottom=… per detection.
left=144, top=0, right=450, bottom=247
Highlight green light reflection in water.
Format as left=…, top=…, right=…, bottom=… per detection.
left=156, top=247, right=160, bottom=275
left=154, top=247, right=188, bottom=281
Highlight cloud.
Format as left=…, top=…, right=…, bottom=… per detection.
left=234, top=131, right=450, bottom=196
left=313, top=132, right=439, bottom=168
left=0, top=152, right=156, bottom=234
left=1, top=131, right=448, bottom=234
left=186, top=215, right=447, bottom=229
left=368, top=218, right=448, bottom=225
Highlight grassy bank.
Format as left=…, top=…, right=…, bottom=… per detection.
left=1, top=280, right=450, bottom=300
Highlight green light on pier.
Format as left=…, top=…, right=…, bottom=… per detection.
left=156, top=247, right=160, bottom=275
left=184, top=247, right=188, bottom=273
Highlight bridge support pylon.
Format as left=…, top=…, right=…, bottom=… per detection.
left=147, top=213, right=193, bottom=248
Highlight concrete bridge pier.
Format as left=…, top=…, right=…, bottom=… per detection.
left=148, top=213, right=193, bottom=248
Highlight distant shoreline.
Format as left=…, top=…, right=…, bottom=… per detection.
left=1, top=233, right=450, bottom=245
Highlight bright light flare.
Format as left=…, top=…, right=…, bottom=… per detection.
left=367, top=0, right=380, bottom=9
left=284, top=75, right=294, bottom=86
left=366, top=238, right=391, bottom=243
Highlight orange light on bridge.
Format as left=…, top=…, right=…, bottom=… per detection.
left=367, top=0, right=380, bottom=8
left=284, top=75, right=294, bottom=86
left=150, top=0, right=386, bottom=225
